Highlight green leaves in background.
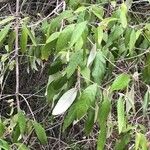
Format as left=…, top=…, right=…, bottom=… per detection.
left=33, top=121, right=47, bottom=144
left=111, top=73, right=131, bottom=91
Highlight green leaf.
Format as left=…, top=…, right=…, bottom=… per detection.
left=46, top=75, right=67, bottom=103
left=107, top=25, right=124, bottom=45
left=8, top=31, right=16, bottom=52
left=111, top=73, right=130, bottom=91
left=33, top=121, right=47, bottom=144
left=0, top=24, right=10, bottom=43
left=142, top=53, right=150, bottom=83
left=63, top=84, right=97, bottom=131
left=63, top=104, right=77, bottom=131
left=80, top=67, right=91, bottom=84
left=97, top=126, right=107, bottom=150
left=143, top=87, right=150, bottom=116
left=97, top=95, right=111, bottom=150
left=70, top=21, right=87, bottom=47
left=95, top=26, right=103, bottom=46
left=0, top=122, right=5, bottom=137
left=117, top=96, right=125, bottom=134
left=98, top=95, right=111, bottom=127
left=135, top=133, right=147, bottom=150
left=56, top=24, right=75, bottom=51
left=15, top=143, right=29, bottom=150
left=0, top=139, right=10, bottom=150
left=91, top=6, right=104, bottom=20
left=48, top=60, right=63, bottom=75
left=18, top=111, right=26, bottom=134
left=0, top=16, right=15, bottom=26
left=46, top=32, right=60, bottom=44
left=87, top=44, right=97, bottom=67
left=120, top=3, right=128, bottom=28
left=74, top=6, right=86, bottom=13
left=115, top=134, right=130, bottom=150
left=85, top=108, right=95, bottom=135
left=20, top=25, right=28, bottom=53
left=41, top=43, right=51, bottom=60
left=24, top=25, right=37, bottom=46
left=76, top=84, right=97, bottom=119
left=12, top=124, right=20, bottom=142
left=66, top=49, right=83, bottom=78
left=125, top=84, right=135, bottom=114
left=92, top=51, right=106, bottom=84
left=129, top=29, right=136, bottom=55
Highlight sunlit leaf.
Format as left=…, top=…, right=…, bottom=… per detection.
left=0, top=24, right=10, bottom=43
left=117, top=96, right=125, bottom=134
left=20, top=25, right=28, bottom=53
left=0, top=16, right=15, bottom=26
left=52, top=88, right=78, bottom=115
left=120, top=3, right=128, bottom=28
left=111, top=73, right=131, bottom=91
left=46, top=32, right=60, bottom=44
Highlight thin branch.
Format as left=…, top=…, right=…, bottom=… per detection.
left=19, top=93, right=36, bottom=121
left=15, top=0, right=20, bottom=111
